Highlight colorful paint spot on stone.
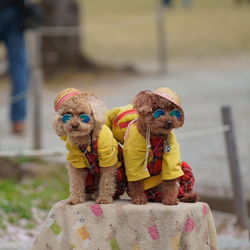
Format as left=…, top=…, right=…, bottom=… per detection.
left=90, top=204, right=103, bottom=217
left=132, top=245, right=141, bottom=250
left=50, top=221, right=62, bottom=235
left=77, top=226, right=90, bottom=240
left=202, top=204, right=209, bottom=215
left=110, top=238, right=120, bottom=250
left=148, top=225, right=159, bottom=240
left=184, top=218, right=195, bottom=233
left=170, top=235, right=181, bottom=250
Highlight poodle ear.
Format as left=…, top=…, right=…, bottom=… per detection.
left=52, top=113, right=66, bottom=137
left=133, top=90, right=155, bottom=115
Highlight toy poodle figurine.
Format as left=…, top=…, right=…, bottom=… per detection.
left=53, top=88, right=126, bottom=205
left=122, top=87, right=199, bottom=205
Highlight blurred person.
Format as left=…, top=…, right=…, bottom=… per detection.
left=0, top=0, right=29, bottom=134
left=162, top=0, right=173, bottom=8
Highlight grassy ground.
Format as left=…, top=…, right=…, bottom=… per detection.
left=81, top=0, right=250, bottom=62
left=0, top=158, right=69, bottom=238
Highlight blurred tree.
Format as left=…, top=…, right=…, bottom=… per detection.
left=41, top=0, right=95, bottom=76
left=234, top=0, right=250, bottom=4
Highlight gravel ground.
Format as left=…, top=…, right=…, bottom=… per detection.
left=213, top=211, right=249, bottom=249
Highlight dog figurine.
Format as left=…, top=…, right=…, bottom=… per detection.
left=53, top=88, right=126, bottom=205
left=120, top=87, right=198, bottom=205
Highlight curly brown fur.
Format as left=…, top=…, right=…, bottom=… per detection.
left=53, top=93, right=105, bottom=141
left=133, top=90, right=184, bottom=137
left=96, top=167, right=116, bottom=204
left=130, top=90, right=185, bottom=205
left=53, top=92, right=116, bottom=205
left=67, top=165, right=87, bottom=205
left=127, top=181, right=148, bottom=205
left=161, top=179, right=179, bottom=205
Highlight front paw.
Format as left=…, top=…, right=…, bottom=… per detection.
left=180, top=193, right=199, bottom=203
left=67, top=194, right=86, bottom=205
left=96, top=196, right=113, bottom=204
left=132, top=194, right=148, bottom=205
left=162, top=196, right=179, bottom=205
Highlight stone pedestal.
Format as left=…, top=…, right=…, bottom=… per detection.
left=32, top=199, right=218, bottom=250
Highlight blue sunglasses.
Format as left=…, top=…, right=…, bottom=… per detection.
left=153, top=109, right=181, bottom=119
left=61, top=114, right=90, bottom=124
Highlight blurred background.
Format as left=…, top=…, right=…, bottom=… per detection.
left=0, top=0, right=249, bottom=249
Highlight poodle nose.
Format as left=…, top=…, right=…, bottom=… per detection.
left=166, top=120, right=173, bottom=129
left=71, top=123, right=79, bottom=130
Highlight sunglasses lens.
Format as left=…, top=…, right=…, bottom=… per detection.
left=61, top=114, right=72, bottom=123
left=170, top=109, right=181, bottom=119
left=80, top=114, right=90, bottom=123
left=153, top=109, right=165, bottom=119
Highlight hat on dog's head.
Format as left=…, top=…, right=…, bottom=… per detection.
left=54, top=88, right=82, bottom=112
left=153, top=87, right=181, bottom=107
left=153, top=87, right=184, bottom=126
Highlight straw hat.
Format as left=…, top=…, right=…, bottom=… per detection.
left=54, top=88, right=82, bottom=112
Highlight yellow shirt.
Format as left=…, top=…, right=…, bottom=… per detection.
left=62, top=124, right=118, bottom=168
left=123, top=123, right=184, bottom=188
left=105, top=104, right=138, bottom=144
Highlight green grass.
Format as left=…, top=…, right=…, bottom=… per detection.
left=80, top=0, right=250, bottom=62
left=0, top=162, right=69, bottom=231
left=13, top=156, right=47, bottom=164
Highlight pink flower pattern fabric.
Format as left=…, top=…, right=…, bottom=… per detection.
left=148, top=225, right=160, bottom=240
left=90, top=204, right=103, bottom=217
left=202, top=204, right=209, bottom=215
left=184, top=217, right=195, bottom=233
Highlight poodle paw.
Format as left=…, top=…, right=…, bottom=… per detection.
left=180, top=193, right=199, bottom=203
left=67, top=194, right=86, bottom=205
left=162, top=197, right=179, bottom=205
left=132, top=194, right=148, bottom=205
left=96, top=196, right=113, bottom=204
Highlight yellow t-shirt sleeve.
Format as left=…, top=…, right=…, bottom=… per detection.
left=123, top=124, right=150, bottom=181
left=97, top=125, right=118, bottom=167
left=161, top=132, right=184, bottom=180
left=65, top=138, right=88, bottom=168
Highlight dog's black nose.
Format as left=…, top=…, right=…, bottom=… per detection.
left=71, top=124, right=79, bottom=130
left=166, top=120, right=173, bottom=129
